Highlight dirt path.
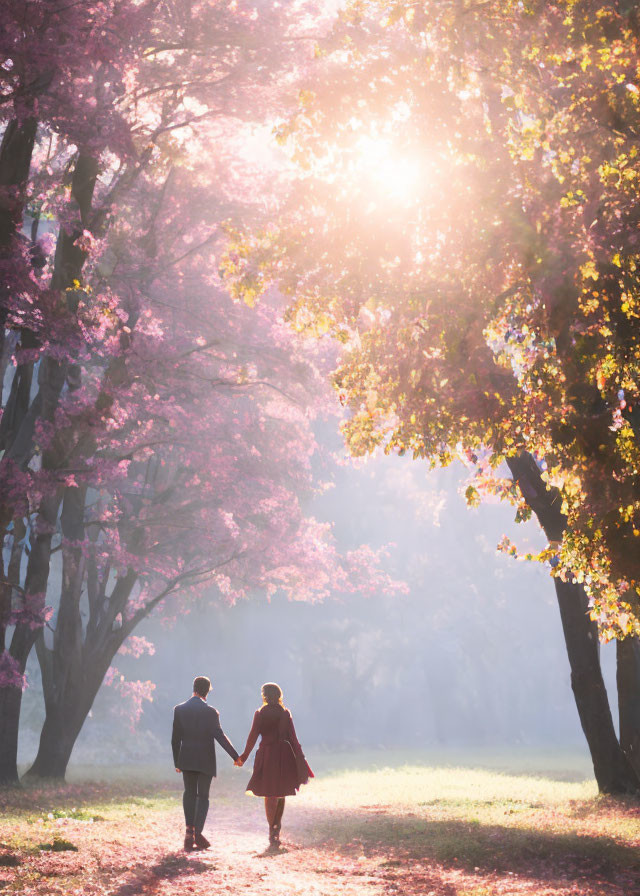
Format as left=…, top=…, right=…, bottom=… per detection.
left=2, top=766, right=640, bottom=896
left=4, top=797, right=388, bottom=896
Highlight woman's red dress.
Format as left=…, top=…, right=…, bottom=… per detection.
left=240, top=704, right=314, bottom=797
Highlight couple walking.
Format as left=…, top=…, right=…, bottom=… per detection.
left=171, top=677, right=313, bottom=851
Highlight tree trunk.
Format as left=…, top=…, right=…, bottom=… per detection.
left=0, top=116, right=38, bottom=386
left=555, top=579, right=638, bottom=792
left=26, top=563, right=139, bottom=780
left=617, top=635, right=640, bottom=778
left=26, top=658, right=108, bottom=780
left=25, top=712, right=80, bottom=780
left=6, top=151, right=99, bottom=469
left=0, top=686, right=22, bottom=784
left=0, top=116, right=37, bottom=247
left=0, top=116, right=37, bottom=787
left=26, top=621, right=132, bottom=780
left=0, top=150, right=100, bottom=783
left=0, top=628, right=29, bottom=787
left=25, top=487, right=89, bottom=780
left=507, top=451, right=640, bottom=793
left=0, top=491, right=63, bottom=782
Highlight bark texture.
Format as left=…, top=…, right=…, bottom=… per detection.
left=26, top=569, right=138, bottom=779
left=507, top=451, right=639, bottom=794
left=617, top=635, right=640, bottom=779
left=0, top=150, right=99, bottom=784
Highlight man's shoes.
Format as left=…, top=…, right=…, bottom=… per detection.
left=194, top=831, right=211, bottom=850
left=184, top=825, right=195, bottom=851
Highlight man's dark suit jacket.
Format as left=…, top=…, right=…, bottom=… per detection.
left=171, top=695, right=239, bottom=777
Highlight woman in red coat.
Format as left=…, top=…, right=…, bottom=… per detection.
left=235, top=682, right=313, bottom=847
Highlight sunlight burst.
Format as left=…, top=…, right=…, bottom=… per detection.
left=350, top=133, right=427, bottom=203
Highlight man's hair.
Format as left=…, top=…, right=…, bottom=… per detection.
left=193, top=676, right=211, bottom=698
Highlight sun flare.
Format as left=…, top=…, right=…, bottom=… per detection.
left=338, top=126, right=435, bottom=208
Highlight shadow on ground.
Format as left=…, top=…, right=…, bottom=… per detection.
left=0, top=780, right=181, bottom=818
left=297, top=803, right=640, bottom=890
left=110, top=852, right=212, bottom=896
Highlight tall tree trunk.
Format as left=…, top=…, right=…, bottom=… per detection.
left=25, top=708, right=85, bottom=781
left=0, top=116, right=38, bottom=381
left=26, top=643, right=113, bottom=779
left=0, top=676, right=23, bottom=784
left=28, top=464, right=186, bottom=779
left=0, top=116, right=37, bottom=246
left=617, top=635, right=640, bottom=778
left=507, top=451, right=639, bottom=793
left=0, top=116, right=38, bottom=786
left=27, top=572, right=137, bottom=778
left=555, top=579, right=637, bottom=792
left=0, top=490, right=63, bottom=783
left=5, top=151, right=99, bottom=469
left=0, top=151, right=99, bottom=784
left=28, top=485, right=140, bottom=781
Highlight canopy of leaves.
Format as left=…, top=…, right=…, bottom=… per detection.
left=223, top=0, right=640, bottom=639
left=0, top=0, right=397, bottom=694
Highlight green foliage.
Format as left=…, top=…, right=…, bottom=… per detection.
left=45, top=807, right=99, bottom=821
left=223, top=0, right=640, bottom=638
left=465, top=485, right=481, bottom=508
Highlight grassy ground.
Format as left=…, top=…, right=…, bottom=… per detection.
left=1, top=755, right=639, bottom=896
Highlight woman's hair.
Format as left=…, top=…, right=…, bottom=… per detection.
left=261, top=682, right=284, bottom=707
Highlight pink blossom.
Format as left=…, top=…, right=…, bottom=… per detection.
left=0, top=651, right=27, bottom=690
left=9, top=593, right=53, bottom=631
left=117, top=636, right=156, bottom=659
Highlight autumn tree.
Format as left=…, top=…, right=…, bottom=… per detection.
left=223, top=0, right=640, bottom=791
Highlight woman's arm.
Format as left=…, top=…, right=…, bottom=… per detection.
left=287, top=711, right=314, bottom=782
left=239, top=710, right=261, bottom=762
left=287, top=712, right=304, bottom=756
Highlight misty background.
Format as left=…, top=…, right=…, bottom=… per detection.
left=17, top=444, right=616, bottom=769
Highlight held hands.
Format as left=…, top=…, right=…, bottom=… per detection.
left=234, top=757, right=244, bottom=767
left=175, top=768, right=181, bottom=773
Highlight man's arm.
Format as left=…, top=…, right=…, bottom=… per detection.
left=171, top=707, right=182, bottom=769
left=212, top=709, right=239, bottom=762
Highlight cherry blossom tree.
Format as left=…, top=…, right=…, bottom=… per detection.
left=0, top=0, right=397, bottom=783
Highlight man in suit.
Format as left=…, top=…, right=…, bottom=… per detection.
left=171, top=675, right=239, bottom=851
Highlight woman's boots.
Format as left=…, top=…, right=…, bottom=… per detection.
left=268, top=797, right=285, bottom=847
